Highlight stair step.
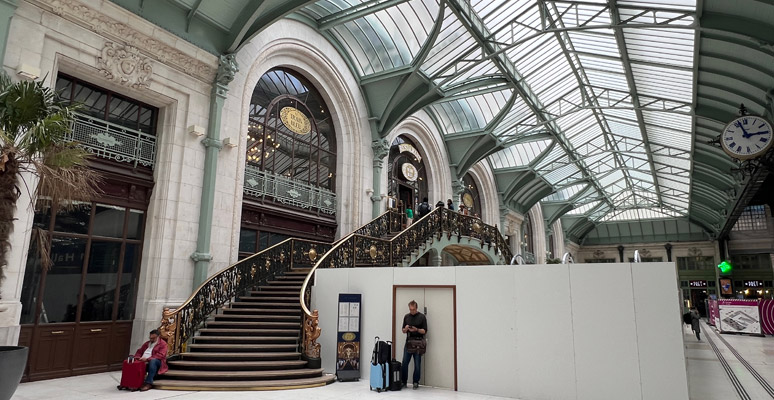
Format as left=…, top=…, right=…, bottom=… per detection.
left=193, top=336, right=299, bottom=344
left=179, top=352, right=301, bottom=361
left=264, top=281, right=303, bottom=287
left=187, top=343, right=298, bottom=352
left=167, top=360, right=307, bottom=371
left=159, top=368, right=325, bottom=381
left=205, top=321, right=300, bottom=329
left=152, top=374, right=336, bottom=390
left=222, top=308, right=301, bottom=315
left=282, top=270, right=311, bottom=275
left=240, top=296, right=298, bottom=302
left=230, top=302, right=302, bottom=308
left=212, top=314, right=300, bottom=322
left=276, top=274, right=306, bottom=280
left=257, top=286, right=302, bottom=291
left=199, top=328, right=299, bottom=336
left=248, top=290, right=299, bottom=296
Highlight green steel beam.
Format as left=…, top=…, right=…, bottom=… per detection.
left=317, top=0, right=411, bottom=30
left=232, top=0, right=317, bottom=53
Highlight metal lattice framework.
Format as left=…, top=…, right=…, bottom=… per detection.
left=109, top=0, right=774, bottom=244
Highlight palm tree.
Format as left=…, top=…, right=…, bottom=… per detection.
left=0, top=73, right=100, bottom=298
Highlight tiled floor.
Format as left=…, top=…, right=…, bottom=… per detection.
left=12, top=322, right=774, bottom=400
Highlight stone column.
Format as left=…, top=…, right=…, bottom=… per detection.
left=0, top=0, right=18, bottom=67
left=452, top=179, right=465, bottom=211
left=370, top=138, right=389, bottom=218
left=191, top=54, right=238, bottom=289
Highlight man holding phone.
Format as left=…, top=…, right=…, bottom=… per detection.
left=401, top=300, right=427, bottom=389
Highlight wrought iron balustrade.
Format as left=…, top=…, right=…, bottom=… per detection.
left=158, top=238, right=331, bottom=356
left=243, top=165, right=336, bottom=215
left=299, top=207, right=513, bottom=360
left=67, top=112, right=156, bottom=168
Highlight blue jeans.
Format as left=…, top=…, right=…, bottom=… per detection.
left=401, top=345, right=421, bottom=384
left=145, top=359, right=161, bottom=384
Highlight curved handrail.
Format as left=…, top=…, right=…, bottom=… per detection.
left=158, top=237, right=331, bottom=356
left=298, top=207, right=513, bottom=359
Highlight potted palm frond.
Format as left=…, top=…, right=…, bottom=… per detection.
left=0, top=72, right=100, bottom=399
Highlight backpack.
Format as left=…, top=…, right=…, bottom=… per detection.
left=418, top=202, right=431, bottom=216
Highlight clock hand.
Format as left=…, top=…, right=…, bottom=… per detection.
left=738, top=123, right=751, bottom=138
left=747, top=131, right=770, bottom=137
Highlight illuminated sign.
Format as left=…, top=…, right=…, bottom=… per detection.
left=745, top=280, right=764, bottom=288
left=689, top=280, right=707, bottom=288
left=401, top=163, right=418, bottom=181
left=720, top=279, right=733, bottom=295
left=398, top=143, right=422, bottom=162
left=717, top=260, right=733, bottom=274
left=279, top=107, right=311, bottom=135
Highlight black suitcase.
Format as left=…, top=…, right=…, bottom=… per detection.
left=389, top=359, right=402, bottom=391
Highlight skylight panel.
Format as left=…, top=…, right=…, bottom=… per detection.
left=544, top=183, right=588, bottom=202
left=489, top=139, right=553, bottom=169
left=544, top=164, right=582, bottom=185
left=568, top=200, right=601, bottom=215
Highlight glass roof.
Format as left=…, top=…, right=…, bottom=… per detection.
left=298, top=0, right=699, bottom=223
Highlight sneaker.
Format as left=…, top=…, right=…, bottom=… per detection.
left=413, top=382, right=419, bottom=390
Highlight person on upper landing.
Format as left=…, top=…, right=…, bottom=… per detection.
left=132, top=329, right=168, bottom=391
left=435, top=201, right=445, bottom=209
left=447, top=199, right=453, bottom=209
left=401, top=300, right=427, bottom=390
left=416, top=197, right=431, bottom=219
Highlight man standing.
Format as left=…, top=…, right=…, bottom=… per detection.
left=133, top=329, right=168, bottom=391
left=401, top=300, right=427, bottom=390
left=690, top=307, right=701, bottom=341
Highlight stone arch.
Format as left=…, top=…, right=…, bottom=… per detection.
left=223, top=19, right=372, bottom=247
left=527, top=205, right=547, bottom=264
left=383, top=109, right=453, bottom=208
left=467, top=162, right=500, bottom=227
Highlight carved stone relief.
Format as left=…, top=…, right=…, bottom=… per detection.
left=97, top=42, right=152, bottom=89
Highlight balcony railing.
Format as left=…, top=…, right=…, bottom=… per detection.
left=67, top=112, right=156, bottom=168
left=243, top=165, right=336, bottom=215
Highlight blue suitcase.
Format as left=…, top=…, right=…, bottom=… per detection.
left=369, top=337, right=391, bottom=392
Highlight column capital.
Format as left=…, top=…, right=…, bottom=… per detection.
left=371, top=138, right=389, bottom=167
left=212, top=53, right=239, bottom=99
left=201, top=137, right=223, bottom=149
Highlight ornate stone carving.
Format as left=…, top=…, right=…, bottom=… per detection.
left=304, top=310, right=322, bottom=358
left=688, top=247, right=703, bottom=257
left=97, top=42, right=152, bottom=88
left=30, top=0, right=216, bottom=82
left=212, top=53, right=239, bottom=98
left=593, top=249, right=605, bottom=259
left=371, top=138, right=389, bottom=167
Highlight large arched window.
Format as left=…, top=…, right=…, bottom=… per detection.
left=246, top=68, right=336, bottom=191
left=388, top=136, right=428, bottom=209
left=240, top=68, right=338, bottom=257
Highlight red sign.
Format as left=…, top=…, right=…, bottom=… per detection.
left=689, top=280, right=707, bottom=288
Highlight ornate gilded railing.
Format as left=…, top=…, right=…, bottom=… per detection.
left=299, top=206, right=512, bottom=360
left=243, top=166, right=337, bottom=215
left=159, top=238, right=331, bottom=356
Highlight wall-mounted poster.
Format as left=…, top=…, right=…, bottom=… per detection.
left=708, top=300, right=719, bottom=326
left=336, top=293, right=362, bottom=382
left=719, top=278, right=733, bottom=295
left=718, top=299, right=761, bottom=335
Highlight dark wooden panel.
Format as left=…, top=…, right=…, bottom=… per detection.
left=27, top=324, right=75, bottom=381
left=108, top=321, right=133, bottom=368
left=70, top=322, right=111, bottom=374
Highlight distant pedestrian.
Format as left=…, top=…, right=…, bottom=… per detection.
left=690, top=307, right=701, bottom=341
left=416, top=197, right=431, bottom=219
left=406, top=207, right=414, bottom=226
left=447, top=199, right=453, bottom=209
left=435, top=201, right=444, bottom=209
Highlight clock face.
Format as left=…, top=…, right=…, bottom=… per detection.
left=401, top=163, right=418, bottom=181
left=721, top=116, right=773, bottom=160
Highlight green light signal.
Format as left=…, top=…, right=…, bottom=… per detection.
left=717, top=261, right=732, bottom=274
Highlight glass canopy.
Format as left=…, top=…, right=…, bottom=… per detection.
left=299, top=0, right=700, bottom=224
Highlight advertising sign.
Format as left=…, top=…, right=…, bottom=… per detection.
left=745, top=280, right=765, bottom=288
left=708, top=300, right=719, bottom=326
left=719, top=278, right=733, bottom=295
left=718, top=299, right=761, bottom=334
left=336, top=293, right=362, bottom=381
left=689, top=280, right=707, bottom=288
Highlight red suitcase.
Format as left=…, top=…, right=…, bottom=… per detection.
left=118, top=360, right=146, bottom=391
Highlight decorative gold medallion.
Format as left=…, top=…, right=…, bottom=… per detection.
left=463, top=192, right=474, bottom=208
left=369, top=245, right=378, bottom=260
left=342, top=332, right=356, bottom=341
left=279, top=107, right=311, bottom=135
left=308, top=248, right=318, bottom=262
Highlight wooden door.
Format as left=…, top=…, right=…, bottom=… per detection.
left=71, top=322, right=112, bottom=374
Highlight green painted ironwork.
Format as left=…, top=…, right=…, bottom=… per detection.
left=243, top=165, right=336, bottom=215
left=68, top=112, right=156, bottom=168
left=191, top=54, right=238, bottom=289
